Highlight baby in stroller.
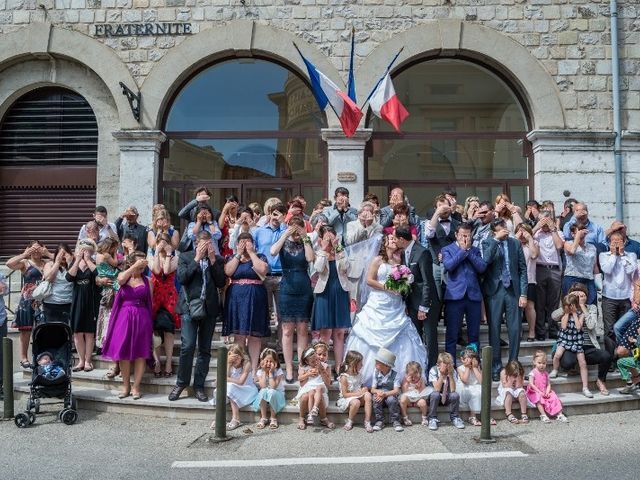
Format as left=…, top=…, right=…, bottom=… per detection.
left=35, top=352, right=67, bottom=382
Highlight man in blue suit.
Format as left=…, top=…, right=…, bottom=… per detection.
left=441, top=222, right=487, bottom=362
left=482, top=219, right=528, bottom=380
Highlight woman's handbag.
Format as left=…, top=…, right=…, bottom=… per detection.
left=32, top=280, right=53, bottom=302
left=188, top=298, right=207, bottom=320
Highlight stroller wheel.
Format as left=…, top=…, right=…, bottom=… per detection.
left=14, top=413, right=30, bottom=428
left=28, top=412, right=36, bottom=425
left=61, top=409, right=78, bottom=425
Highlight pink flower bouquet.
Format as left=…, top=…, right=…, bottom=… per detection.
left=384, top=264, right=414, bottom=296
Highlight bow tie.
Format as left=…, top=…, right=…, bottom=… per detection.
left=439, top=219, right=451, bottom=224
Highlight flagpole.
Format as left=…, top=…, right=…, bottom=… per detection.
left=360, top=46, right=405, bottom=109
left=347, top=26, right=357, bottom=103
left=292, top=41, right=341, bottom=119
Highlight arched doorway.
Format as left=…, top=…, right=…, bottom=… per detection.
left=0, top=87, right=98, bottom=257
left=160, top=58, right=328, bottom=222
left=366, top=58, right=531, bottom=214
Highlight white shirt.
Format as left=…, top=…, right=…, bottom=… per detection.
left=423, top=217, right=452, bottom=239
left=534, top=229, right=564, bottom=266
left=404, top=240, right=415, bottom=265
left=599, top=252, right=638, bottom=300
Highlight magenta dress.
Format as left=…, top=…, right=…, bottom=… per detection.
left=526, top=369, right=563, bottom=416
left=101, top=277, right=153, bottom=361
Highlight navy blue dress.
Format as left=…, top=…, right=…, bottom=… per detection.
left=279, top=240, right=313, bottom=323
left=312, top=260, right=351, bottom=330
left=223, top=254, right=270, bottom=337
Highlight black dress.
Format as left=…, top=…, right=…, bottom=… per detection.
left=66, top=266, right=99, bottom=334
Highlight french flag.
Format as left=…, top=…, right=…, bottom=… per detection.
left=369, top=72, right=409, bottom=133
left=296, top=46, right=363, bottom=138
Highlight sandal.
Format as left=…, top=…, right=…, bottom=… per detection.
left=20, top=360, right=32, bottom=369
left=269, top=418, right=279, bottom=430
left=226, top=419, right=242, bottom=430
left=364, top=421, right=374, bottom=433
left=540, top=414, right=551, bottom=423
left=520, top=414, right=530, bottom=424
left=490, top=418, right=497, bottom=426
left=310, top=406, right=319, bottom=418
left=468, top=416, right=481, bottom=426
left=83, top=363, right=94, bottom=372
left=596, top=379, right=610, bottom=396
left=306, top=413, right=314, bottom=425
left=105, top=365, right=120, bottom=379
left=164, top=371, right=174, bottom=378
left=319, top=417, right=335, bottom=429
left=72, top=364, right=84, bottom=372
left=343, top=419, right=354, bottom=431
left=402, top=416, right=413, bottom=427
left=297, top=418, right=307, bottom=430
left=507, top=413, right=519, bottom=424
left=256, top=418, right=269, bottom=429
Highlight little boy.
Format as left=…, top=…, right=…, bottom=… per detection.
left=618, top=318, right=640, bottom=394
left=371, top=347, right=403, bottom=432
left=427, top=352, right=465, bottom=430
left=36, top=352, right=66, bottom=381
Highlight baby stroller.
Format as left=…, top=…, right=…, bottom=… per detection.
left=14, top=321, right=78, bottom=427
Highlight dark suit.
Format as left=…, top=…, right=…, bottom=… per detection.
left=481, top=236, right=528, bottom=375
left=441, top=242, right=487, bottom=360
left=402, top=241, right=437, bottom=370
left=380, top=204, right=419, bottom=228
left=176, top=251, right=226, bottom=390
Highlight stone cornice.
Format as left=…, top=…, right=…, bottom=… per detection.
left=527, top=129, right=615, bottom=153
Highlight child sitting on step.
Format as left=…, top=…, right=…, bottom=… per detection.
left=496, top=360, right=529, bottom=424
left=427, top=352, right=465, bottom=431
left=526, top=350, right=568, bottom=423
left=336, top=350, right=373, bottom=432
left=399, top=361, right=431, bottom=428
left=252, top=348, right=285, bottom=430
left=295, top=346, right=333, bottom=430
left=457, top=347, right=495, bottom=427
left=371, top=347, right=403, bottom=432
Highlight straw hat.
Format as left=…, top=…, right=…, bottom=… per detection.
left=374, top=347, right=396, bottom=368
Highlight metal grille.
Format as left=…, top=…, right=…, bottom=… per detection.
left=0, top=87, right=98, bottom=165
left=0, top=188, right=97, bottom=258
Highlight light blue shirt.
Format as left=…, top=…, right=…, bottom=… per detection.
left=254, top=224, right=286, bottom=273
left=562, top=218, right=606, bottom=246
left=187, top=221, right=222, bottom=255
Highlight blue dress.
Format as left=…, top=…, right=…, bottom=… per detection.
left=14, top=264, right=42, bottom=330
left=223, top=255, right=270, bottom=337
left=278, top=240, right=313, bottom=323
left=312, top=260, right=351, bottom=330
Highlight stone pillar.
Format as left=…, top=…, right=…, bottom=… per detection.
left=527, top=129, right=618, bottom=230
left=321, top=128, right=372, bottom=207
left=112, top=130, right=167, bottom=226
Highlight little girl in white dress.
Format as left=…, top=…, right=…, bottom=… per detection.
left=211, top=344, right=258, bottom=430
left=457, top=348, right=495, bottom=426
left=399, top=361, right=432, bottom=427
left=337, top=351, right=373, bottom=432
left=295, top=346, right=333, bottom=429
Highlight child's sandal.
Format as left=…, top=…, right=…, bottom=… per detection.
left=539, top=414, right=551, bottom=423
left=401, top=416, right=413, bottom=427
left=226, top=419, right=243, bottom=430
left=320, top=417, right=335, bottom=429
left=520, top=414, right=530, bottom=424
left=255, top=418, right=269, bottom=429
left=468, top=416, right=481, bottom=426
left=310, top=406, right=319, bottom=418
left=343, top=419, right=354, bottom=431
left=506, top=413, right=519, bottom=424
left=364, top=421, right=374, bottom=433
left=269, top=418, right=279, bottom=430
left=297, top=418, right=307, bottom=430
left=306, top=413, right=314, bottom=425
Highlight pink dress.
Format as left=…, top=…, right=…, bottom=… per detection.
left=526, top=369, right=563, bottom=416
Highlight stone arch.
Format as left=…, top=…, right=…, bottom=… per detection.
left=141, top=20, right=343, bottom=129
left=357, top=20, right=565, bottom=130
left=0, top=22, right=139, bottom=130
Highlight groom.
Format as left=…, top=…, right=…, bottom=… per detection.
left=394, top=227, right=437, bottom=371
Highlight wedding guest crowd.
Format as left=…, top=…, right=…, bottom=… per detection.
left=5, top=185, right=640, bottom=430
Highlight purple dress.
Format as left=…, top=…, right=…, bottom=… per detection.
left=102, top=277, right=153, bottom=361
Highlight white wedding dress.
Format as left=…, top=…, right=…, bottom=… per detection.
left=344, top=262, right=427, bottom=387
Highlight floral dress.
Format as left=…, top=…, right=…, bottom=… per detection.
left=13, top=263, right=43, bottom=330
left=558, top=313, right=584, bottom=353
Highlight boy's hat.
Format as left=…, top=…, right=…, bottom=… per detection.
left=374, top=347, right=396, bottom=368
left=36, top=351, right=53, bottom=362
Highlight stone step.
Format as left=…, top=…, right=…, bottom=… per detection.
left=13, top=376, right=640, bottom=425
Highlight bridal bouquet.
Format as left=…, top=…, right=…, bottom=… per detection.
left=384, top=265, right=414, bottom=296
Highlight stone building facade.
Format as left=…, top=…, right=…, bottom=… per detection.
left=0, top=0, right=639, bottom=251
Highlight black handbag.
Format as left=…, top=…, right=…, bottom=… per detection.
left=188, top=297, right=207, bottom=320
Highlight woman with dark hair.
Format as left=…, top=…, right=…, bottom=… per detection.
left=270, top=216, right=315, bottom=382
left=383, top=203, right=418, bottom=240
left=6, top=240, right=49, bottom=368
left=344, top=234, right=426, bottom=386
left=102, top=251, right=153, bottom=399
left=219, top=194, right=240, bottom=257
left=312, top=225, right=353, bottom=376
left=95, top=237, right=121, bottom=376
left=41, top=243, right=74, bottom=324
left=66, top=238, right=100, bottom=372
left=223, top=232, right=270, bottom=374
left=149, top=232, right=179, bottom=377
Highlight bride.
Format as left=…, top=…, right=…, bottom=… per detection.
left=344, top=234, right=427, bottom=387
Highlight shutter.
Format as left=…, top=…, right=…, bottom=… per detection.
left=0, top=188, right=97, bottom=258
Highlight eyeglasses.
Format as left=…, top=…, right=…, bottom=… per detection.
left=476, top=210, right=490, bottom=215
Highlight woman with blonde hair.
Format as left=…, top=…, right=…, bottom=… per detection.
left=147, top=208, right=180, bottom=254
left=494, top=193, right=523, bottom=233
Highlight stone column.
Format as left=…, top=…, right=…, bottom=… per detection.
left=321, top=128, right=372, bottom=207
left=112, top=130, right=167, bottom=226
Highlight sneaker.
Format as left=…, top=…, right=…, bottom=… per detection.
left=393, top=421, right=404, bottom=432
left=428, top=418, right=439, bottom=431
left=549, top=369, right=558, bottom=379
left=452, top=417, right=465, bottom=429
left=557, top=413, right=569, bottom=423
left=619, top=383, right=639, bottom=395
left=540, top=414, right=551, bottom=423
left=582, top=387, right=594, bottom=398
left=372, top=421, right=383, bottom=431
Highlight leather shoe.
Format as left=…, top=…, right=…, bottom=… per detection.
left=194, top=388, right=208, bottom=402
left=168, top=385, right=185, bottom=401
left=492, top=373, right=500, bottom=382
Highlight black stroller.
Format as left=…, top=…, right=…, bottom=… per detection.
left=14, top=321, right=78, bottom=427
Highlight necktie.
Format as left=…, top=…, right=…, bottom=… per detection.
left=405, top=248, right=410, bottom=265
left=500, top=241, right=511, bottom=288
left=200, top=258, right=208, bottom=300
left=441, top=375, right=448, bottom=405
